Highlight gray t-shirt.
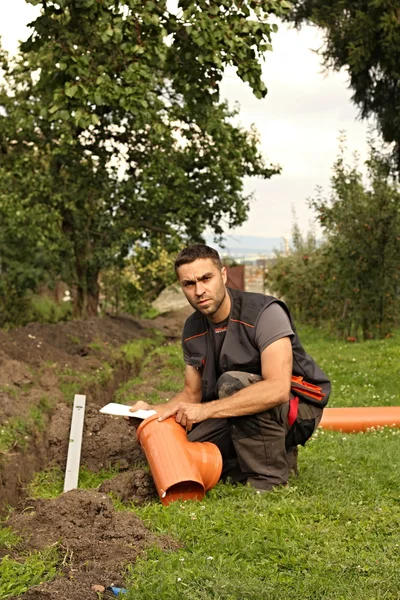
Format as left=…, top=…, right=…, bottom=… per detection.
left=183, top=303, right=294, bottom=368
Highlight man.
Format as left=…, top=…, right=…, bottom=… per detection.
left=129, top=244, right=331, bottom=491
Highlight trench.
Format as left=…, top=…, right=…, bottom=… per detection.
left=0, top=358, right=139, bottom=512
left=0, top=307, right=190, bottom=514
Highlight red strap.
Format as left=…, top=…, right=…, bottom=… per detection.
left=288, top=396, right=299, bottom=428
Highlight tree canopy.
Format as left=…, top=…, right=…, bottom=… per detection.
left=286, top=0, right=400, bottom=172
left=0, top=0, right=289, bottom=320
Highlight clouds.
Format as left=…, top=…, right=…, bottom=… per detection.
left=0, top=0, right=39, bottom=55
left=220, top=22, right=371, bottom=238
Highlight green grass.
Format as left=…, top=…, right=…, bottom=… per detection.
left=59, top=361, right=114, bottom=403
left=297, top=326, right=400, bottom=407
left=155, top=373, right=183, bottom=394
left=0, top=548, right=59, bottom=600
left=0, top=396, right=53, bottom=453
left=26, top=465, right=121, bottom=500
left=2, top=328, right=400, bottom=599
left=122, top=329, right=400, bottom=599
left=151, top=343, right=186, bottom=370
left=58, top=334, right=165, bottom=404
left=114, top=340, right=183, bottom=405
left=0, top=386, right=19, bottom=400
left=119, top=333, right=164, bottom=367
left=123, top=427, right=400, bottom=599
left=0, top=418, right=31, bottom=453
left=114, top=376, right=144, bottom=403
left=29, top=396, right=52, bottom=432
left=0, top=527, right=21, bottom=551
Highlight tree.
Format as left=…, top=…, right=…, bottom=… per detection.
left=267, top=224, right=331, bottom=325
left=0, top=0, right=289, bottom=319
left=269, top=139, right=400, bottom=339
left=311, top=139, right=400, bottom=338
left=286, top=0, right=400, bottom=172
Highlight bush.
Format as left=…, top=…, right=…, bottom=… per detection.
left=268, top=142, right=400, bottom=339
left=28, top=295, right=72, bottom=324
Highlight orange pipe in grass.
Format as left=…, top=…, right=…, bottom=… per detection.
left=319, top=406, right=400, bottom=433
left=136, top=415, right=222, bottom=506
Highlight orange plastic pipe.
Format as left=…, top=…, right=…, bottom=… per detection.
left=136, top=415, right=222, bottom=505
left=319, top=406, right=400, bottom=433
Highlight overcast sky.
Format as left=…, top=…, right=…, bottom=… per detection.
left=0, top=0, right=371, bottom=240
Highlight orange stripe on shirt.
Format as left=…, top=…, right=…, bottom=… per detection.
left=183, top=330, right=208, bottom=343
left=230, top=318, right=255, bottom=329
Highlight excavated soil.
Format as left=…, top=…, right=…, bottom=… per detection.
left=0, top=307, right=191, bottom=599
left=7, top=489, right=178, bottom=600
left=47, top=403, right=146, bottom=472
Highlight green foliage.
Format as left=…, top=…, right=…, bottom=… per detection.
left=0, top=0, right=285, bottom=322
left=287, top=0, right=400, bottom=171
left=28, top=295, right=72, bottom=324
left=0, top=528, right=21, bottom=551
left=0, top=395, right=52, bottom=452
left=268, top=139, right=400, bottom=339
left=0, top=547, right=59, bottom=600
left=267, top=223, right=327, bottom=325
left=100, top=243, right=175, bottom=316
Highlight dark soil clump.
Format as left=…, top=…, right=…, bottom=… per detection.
left=99, top=469, right=157, bottom=503
left=8, top=489, right=179, bottom=600
left=48, top=403, right=145, bottom=472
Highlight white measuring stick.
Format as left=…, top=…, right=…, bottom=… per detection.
left=63, top=394, right=86, bottom=493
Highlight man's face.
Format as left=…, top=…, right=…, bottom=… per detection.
left=177, top=258, right=228, bottom=321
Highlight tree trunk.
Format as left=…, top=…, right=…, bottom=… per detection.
left=87, top=269, right=100, bottom=316
left=74, top=270, right=100, bottom=318
left=73, top=236, right=99, bottom=318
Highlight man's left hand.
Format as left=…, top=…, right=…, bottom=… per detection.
left=158, top=402, right=207, bottom=432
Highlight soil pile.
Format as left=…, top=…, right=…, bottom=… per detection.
left=0, top=308, right=192, bottom=370
left=99, top=469, right=157, bottom=504
left=8, top=489, right=178, bottom=600
left=48, top=403, right=145, bottom=472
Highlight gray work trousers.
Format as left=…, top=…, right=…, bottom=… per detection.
left=187, top=371, right=323, bottom=491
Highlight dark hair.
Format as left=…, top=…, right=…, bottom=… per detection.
left=174, top=244, right=222, bottom=274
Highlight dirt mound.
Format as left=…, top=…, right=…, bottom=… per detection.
left=48, top=403, right=145, bottom=472
left=0, top=316, right=139, bottom=370
left=8, top=489, right=178, bottom=600
left=99, top=468, right=157, bottom=503
left=0, top=306, right=191, bottom=598
left=144, top=305, right=193, bottom=339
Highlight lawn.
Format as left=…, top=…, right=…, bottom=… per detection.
left=1, top=327, right=399, bottom=599
left=120, top=327, right=400, bottom=600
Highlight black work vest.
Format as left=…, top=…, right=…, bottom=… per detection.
left=182, top=288, right=331, bottom=408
